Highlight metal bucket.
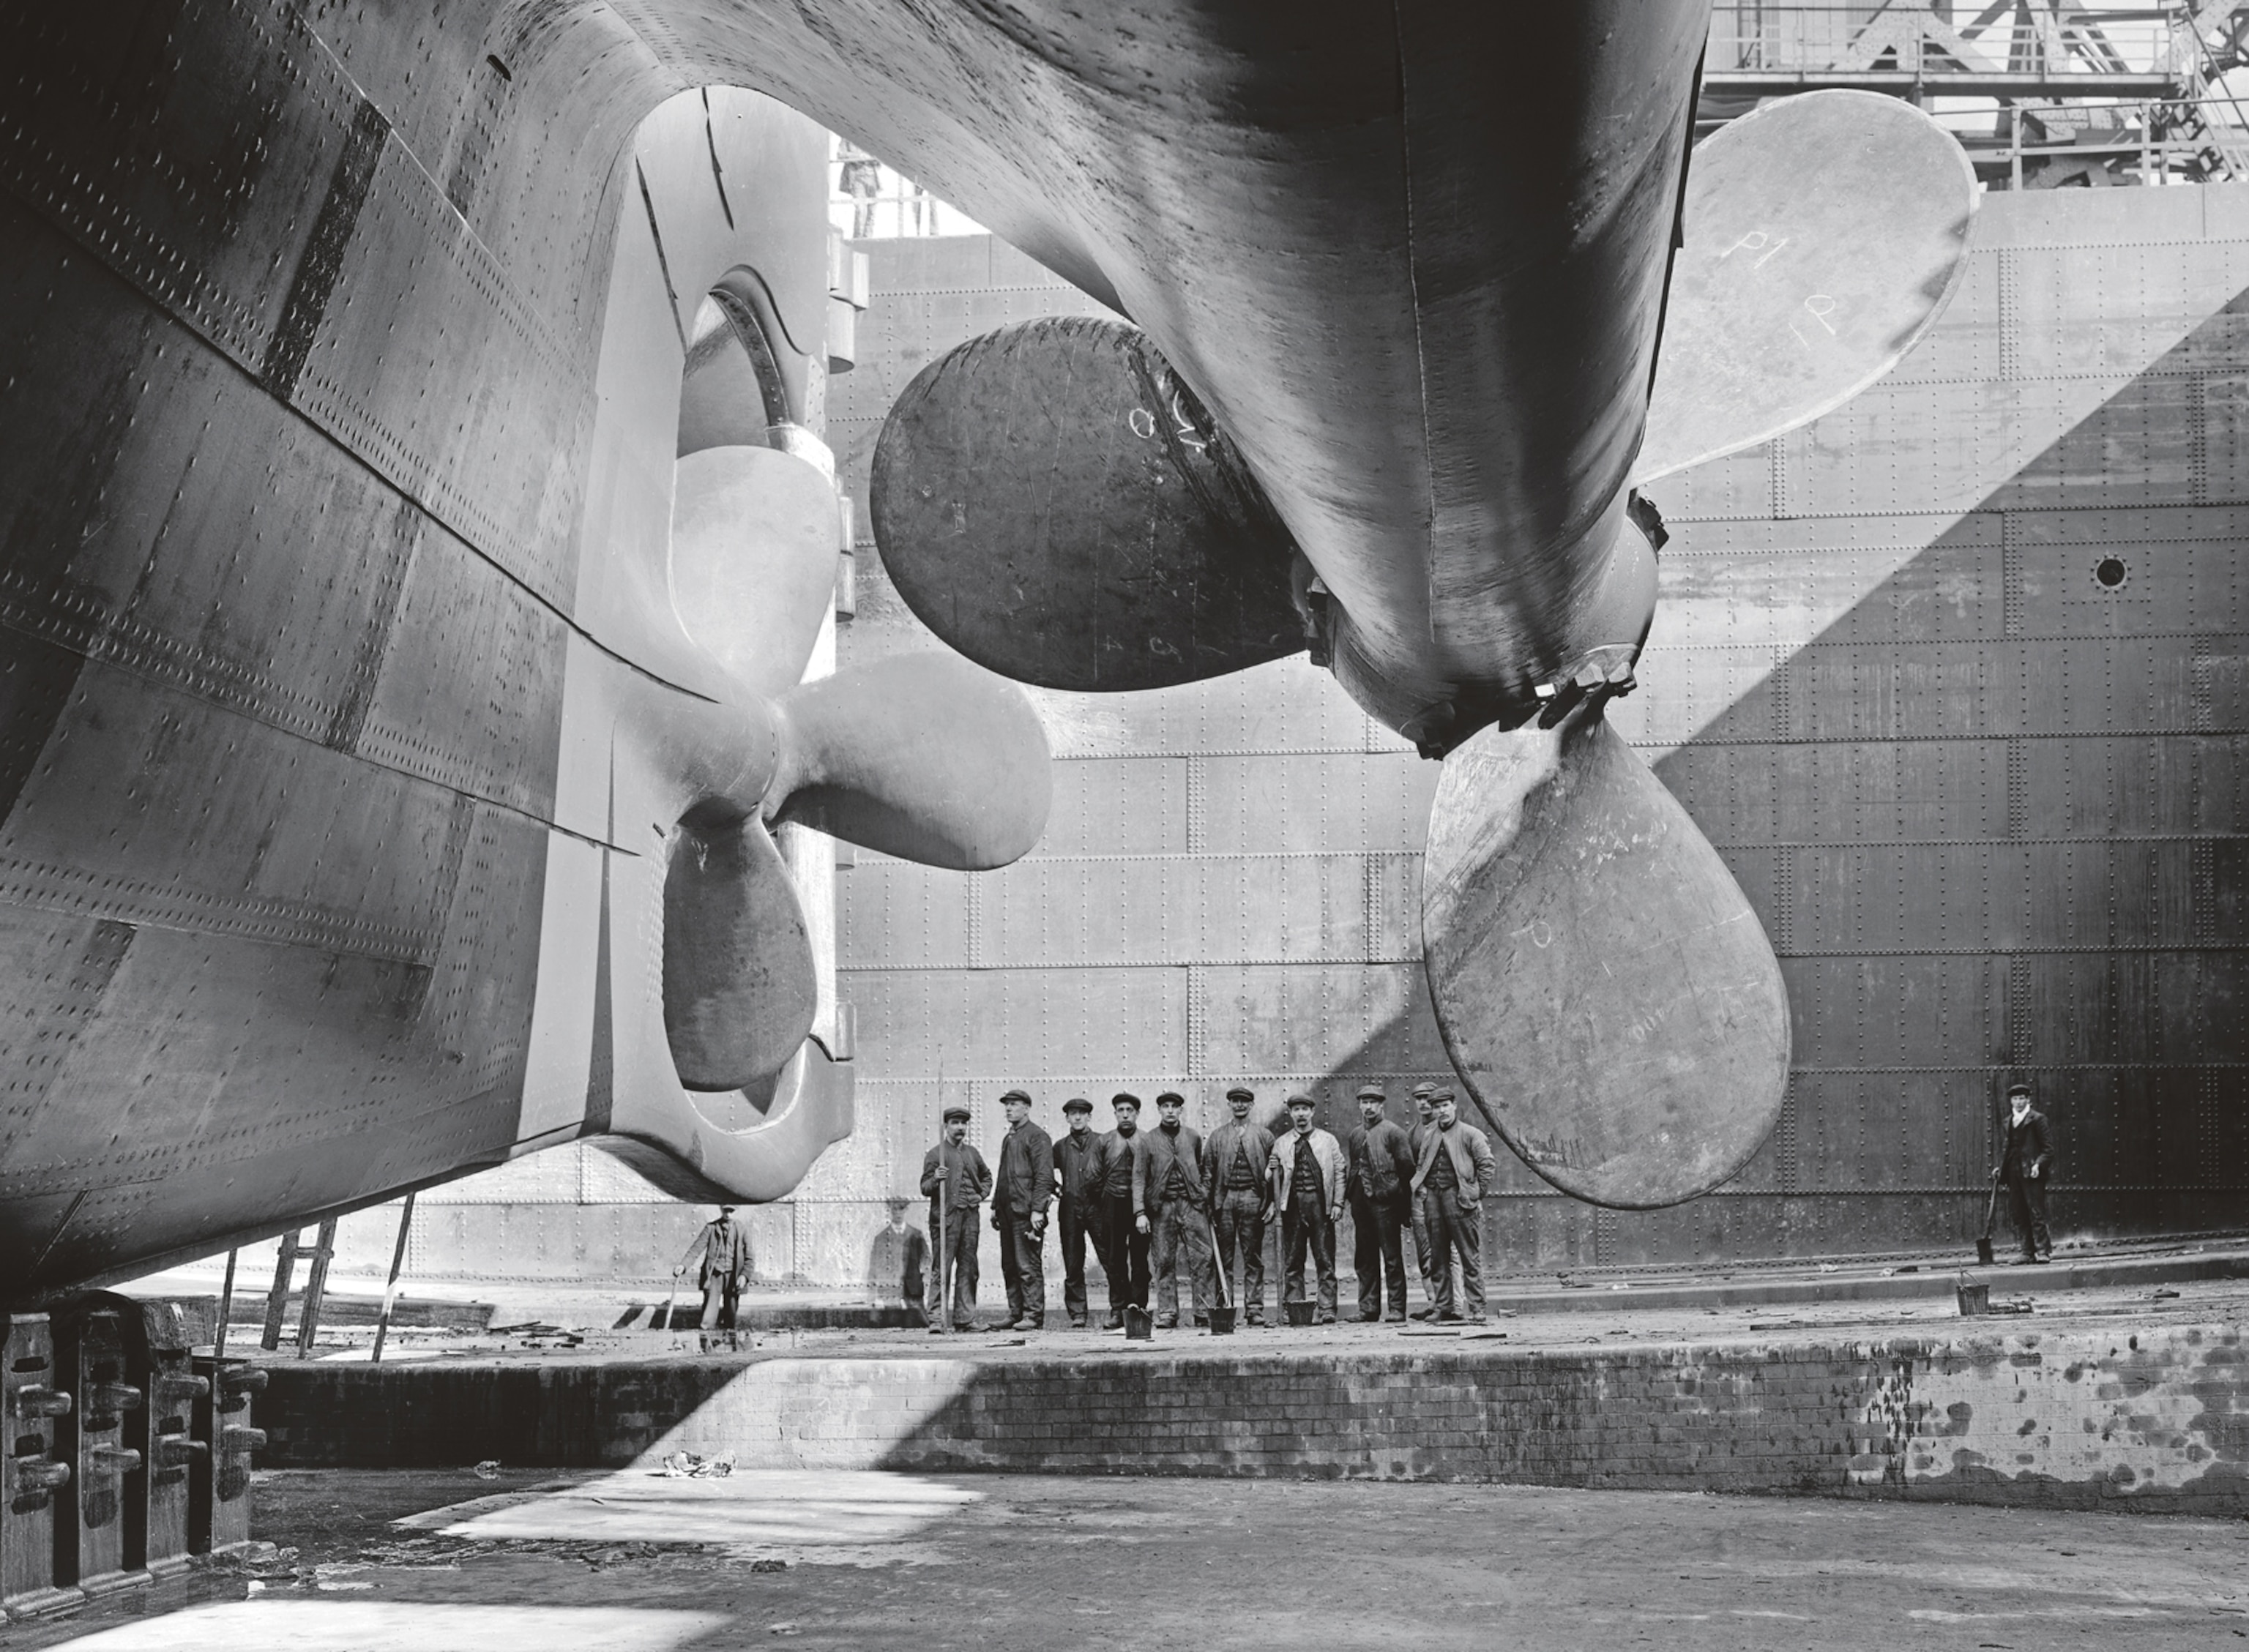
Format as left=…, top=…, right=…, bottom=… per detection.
left=1285, top=1301, right=1315, bottom=1327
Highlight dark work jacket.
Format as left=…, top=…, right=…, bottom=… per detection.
left=694, top=1219, right=752, bottom=1288
left=1999, top=1107, right=2054, bottom=1180
left=920, top=1142, right=993, bottom=1231
left=1133, top=1123, right=1206, bottom=1216
left=1348, top=1119, right=1417, bottom=1205
left=995, top=1120, right=1056, bottom=1219
left=1203, top=1120, right=1274, bottom=1199
left=1095, top=1128, right=1141, bottom=1200
left=1055, top=1129, right=1105, bottom=1206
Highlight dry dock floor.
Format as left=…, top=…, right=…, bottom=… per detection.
left=3, top=1465, right=2245, bottom=1651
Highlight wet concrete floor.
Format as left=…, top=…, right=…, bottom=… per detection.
left=5, top=1467, right=2244, bottom=1650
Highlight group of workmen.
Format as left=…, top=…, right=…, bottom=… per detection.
left=917, top=1082, right=1498, bottom=1331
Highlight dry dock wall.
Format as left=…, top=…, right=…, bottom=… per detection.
left=262, top=1323, right=2246, bottom=1515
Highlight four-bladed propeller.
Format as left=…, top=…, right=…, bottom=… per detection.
left=868, top=91, right=1977, bottom=1209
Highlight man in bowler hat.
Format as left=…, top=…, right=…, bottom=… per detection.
left=1993, top=1082, right=2055, bottom=1264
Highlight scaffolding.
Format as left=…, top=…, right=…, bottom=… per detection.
left=1704, top=1, right=2249, bottom=184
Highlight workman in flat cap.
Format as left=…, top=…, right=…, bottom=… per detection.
left=1411, top=1087, right=1496, bottom=1324
left=1053, top=1096, right=1103, bottom=1327
left=1993, top=1081, right=2055, bottom=1265
left=1203, top=1084, right=1275, bottom=1327
left=1135, top=1091, right=1214, bottom=1328
left=1406, top=1082, right=1441, bottom=1306
left=1270, top=1094, right=1346, bottom=1323
left=674, top=1204, right=753, bottom=1350
left=1346, top=1084, right=1417, bottom=1323
left=1094, top=1092, right=1151, bottom=1327
left=992, top=1088, right=1056, bottom=1329
left=920, top=1105, right=993, bottom=1331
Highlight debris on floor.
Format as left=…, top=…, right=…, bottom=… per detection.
left=656, top=1449, right=738, bottom=1479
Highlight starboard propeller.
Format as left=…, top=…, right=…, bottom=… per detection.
left=659, top=436, right=1051, bottom=1095
left=656, top=649, right=1051, bottom=1093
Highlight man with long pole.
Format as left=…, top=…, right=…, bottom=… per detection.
left=922, top=1103, right=993, bottom=1331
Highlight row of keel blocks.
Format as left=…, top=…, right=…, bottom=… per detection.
left=1, top=1296, right=264, bottom=1620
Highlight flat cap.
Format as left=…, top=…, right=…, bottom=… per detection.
left=1355, top=1083, right=1387, bottom=1102
left=2005, top=1082, right=2032, bottom=1099
left=942, top=1105, right=971, bottom=1123
left=1285, top=1091, right=1316, bottom=1109
left=1062, top=1096, right=1094, bottom=1114
left=998, top=1088, right=1032, bottom=1106
left=1224, top=1085, right=1255, bottom=1103
left=1428, top=1085, right=1457, bottom=1104
left=1155, top=1091, right=1186, bottom=1108
left=1410, top=1081, right=1440, bottom=1101
left=1111, top=1091, right=1142, bottom=1110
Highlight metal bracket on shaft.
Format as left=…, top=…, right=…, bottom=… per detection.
left=1533, top=644, right=1641, bottom=728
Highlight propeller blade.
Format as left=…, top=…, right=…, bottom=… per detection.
left=671, top=444, right=841, bottom=700
left=662, top=812, right=818, bottom=1093
left=772, top=651, right=1051, bottom=870
left=1422, top=699, right=1789, bottom=1208
left=870, top=316, right=1305, bottom=691
left=1636, top=89, right=1976, bottom=484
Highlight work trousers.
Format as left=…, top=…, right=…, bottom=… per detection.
left=1212, top=1190, right=1269, bottom=1320
left=697, top=1274, right=740, bottom=1344
left=1425, top=1193, right=1485, bottom=1319
left=2006, top=1173, right=2051, bottom=1259
left=936, top=1207, right=981, bottom=1326
left=996, top=1209, right=1046, bottom=1324
left=1411, top=1190, right=1437, bottom=1298
left=1102, top=1192, right=1150, bottom=1315
left=1281, top=1198, right=1338, bottom=1318
left=1350, top=1192, right=1411, bottom=1320
left=1149, top=1200, right=1215, bottom=1326
left=1057, top=1198, right=1094, bottom=1323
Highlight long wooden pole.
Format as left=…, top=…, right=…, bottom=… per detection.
left=260, top=1229, right=300, bottom=1352
left=370, top=1193, right=417, bottom=1364
left=213, top=1248, right=238, bottom=1358
left=296, top=1216, right=339, bottom=1358
left=933, top=1092, right=950, bottom=1335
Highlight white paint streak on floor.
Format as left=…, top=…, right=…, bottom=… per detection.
left=41, top=1601, right=728, bottom=1651
left=429, top=1468, right=982, bottom=1555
